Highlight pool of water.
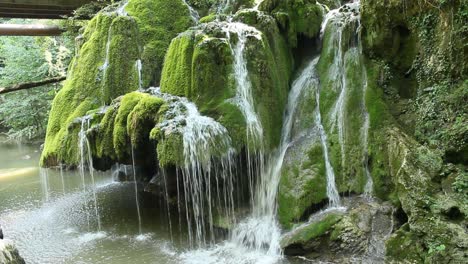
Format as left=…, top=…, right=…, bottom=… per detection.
left=0, top=139, right=312, bottom=264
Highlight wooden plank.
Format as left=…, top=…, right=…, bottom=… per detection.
left=0, top=76, right=66, bottom=95
left=0, top=24, right=64, bottom=36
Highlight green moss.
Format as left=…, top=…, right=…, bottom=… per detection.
left=280, top=213, right=342, bottom=248
left=385, top=225, right=426, bottom=262
left=95, top=104, right=119, bottom=160
left=113, top=92, right=148, bottom=159
left=278, top=142, right=328, bottom=228
left=127, top=95, right=164, bottom=148
left=126, top=0, right=194, bottom=87
left=156, top=131, right=184, bottom=167
left=199, top=13, right=217, bottom=24
left=101, top=16, right=140, bottom=104
left=161, top=15, right=292, bottom=151
left=40, top=13, right=141, bottom=167
left=259, top=0, right=324, bottom=47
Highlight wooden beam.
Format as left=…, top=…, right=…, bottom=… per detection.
left=0, top=24, right=64, bottom=36
left=0, top=76, right=66, bottom=95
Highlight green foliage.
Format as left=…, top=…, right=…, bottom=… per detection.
left=0, top=20, right=74, bottom=142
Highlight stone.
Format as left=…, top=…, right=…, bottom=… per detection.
left=0, top=240, right=25, bottom=264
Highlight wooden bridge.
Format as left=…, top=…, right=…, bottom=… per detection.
left=0, top=0, right=94, bottom=19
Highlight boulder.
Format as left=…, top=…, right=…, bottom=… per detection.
left=0, top=240, right=25, bottom=264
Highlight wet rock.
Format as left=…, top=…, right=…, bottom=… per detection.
left=111, top=164, right=135, bottom=182
left=281, top=197, right=395, bottom=263
left=0, top=240, right=25, bottom=264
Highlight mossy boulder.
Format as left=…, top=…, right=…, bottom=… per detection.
left=160, top=11, right=292, bottom=151
left=281, top=213, right=342, bottom=255
left=41, top=13, right=140, bottom=167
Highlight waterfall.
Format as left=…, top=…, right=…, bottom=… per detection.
left=322, top=2, right=361, bottom=173
left=131, top=146, right=143, bottom=235
left=136, top=59, right=143, bottom=90
left=357, top=14, right=374, bottom=198
left=253, top=0, right=265, bottom=10
left=182, top=0, right=200, bottom=23
left=116, top=0, right=129, bottom=16
left=78, top=116, right=101, bottom=231
left=223, top=22, right=265, bottom=206
left=151, top=88, right=236, bottom=247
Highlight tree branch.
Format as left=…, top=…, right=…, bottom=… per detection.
left=0, top=76, right=66, bottom=95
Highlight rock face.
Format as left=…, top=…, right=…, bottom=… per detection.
left=280, top=197, right=394, bottom=262
left=0, top=240, right=25, bottom=264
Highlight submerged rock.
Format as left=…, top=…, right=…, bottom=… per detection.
left=0, top=240, right=25, bottom=264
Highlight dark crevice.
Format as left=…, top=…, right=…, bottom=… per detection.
left=395, top=206, right=409, bottom=228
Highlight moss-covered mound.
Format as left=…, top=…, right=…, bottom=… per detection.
left=41, top=13, right=141, bottom=167
left=160, top=9, right=293, bottom=151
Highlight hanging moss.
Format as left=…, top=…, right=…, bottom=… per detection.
left=127, top=95, right=165, bottom=148
left=113, top=92, right=151, bottom=159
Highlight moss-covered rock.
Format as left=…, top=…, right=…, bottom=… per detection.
left=258, top=0, right=324, bottom=47
left=41, top=13, right=140, bottom=167
left=160, top=10, right=292, bottom=151
left=126, top=0, right=195, bottom=87
left=281, top=213, right=343, bottom=255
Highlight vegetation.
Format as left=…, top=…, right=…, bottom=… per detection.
left=0, top=19, right=74, bottom=142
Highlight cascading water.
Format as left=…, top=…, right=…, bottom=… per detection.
left=223, top=22, right=265, bottom=209
left=314, top=71, right=342, bottom=208
left=116, top=0, right=129, bottom=16
left=39, top=168, right=50, bottom=202
left=151, top=88, right=236, bottom=247
left=182, top=0, right=200, bottom=23
left=322, top=2, right=361, bottom=173
left=357, top=13, right=374, bottom=198
left=59, top=164, right=66, bottom=194
left=136, top=59, right=143, bottom=90
left=78, top=116, right=101, bottom=231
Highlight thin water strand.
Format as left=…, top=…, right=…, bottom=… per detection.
left=131, top=146, right=143, bottom=235
left=314, top=73, right=341, bottom=208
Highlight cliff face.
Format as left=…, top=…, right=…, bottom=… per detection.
left=40, top=0, right=467, bottom=262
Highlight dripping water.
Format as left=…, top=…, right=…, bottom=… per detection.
left=151, top=88, right=236, bottom=247
left=131, top=145, right=142, bottom=235
left=60, top=164, right=66, bottom=194
left=182, top=0, right=200, bottom=23
left=39, top=168, right=50, bottom=202
left=223, top=22, right=265, bottom=207
left=136, top=59, right=143, bottom=90
left=78, top=116, right=101, bottom=231
left=314, top=74, right=342, bottom=208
